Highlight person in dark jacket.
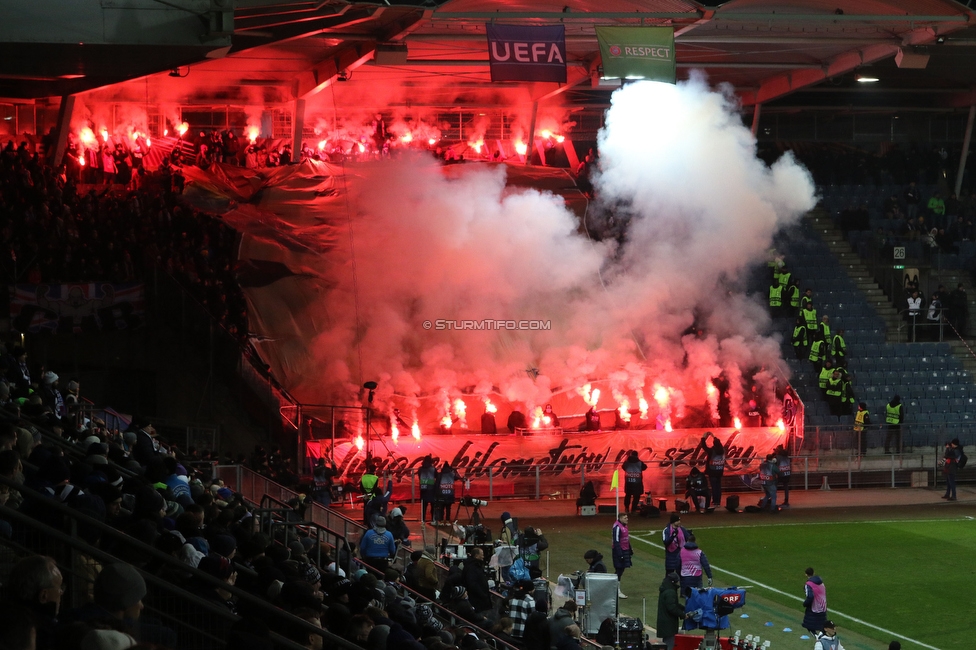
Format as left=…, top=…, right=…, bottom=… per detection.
left=129, top=415, right=163, bottom=466
left=461, top=547, right=492, bottom=614
left=802, top=567, right=828, bottom=634
left=548, top=601, right=578, bottom=649
left=661, top=513, right=687, bottom=573
left=621, top=450, right=647, bottom=513
left=656, top=572, right=691, bottom=650
left=941, top=438, right=962, bottom=501
left=583, top=549, right=606, bottom=573
left=684, top=467, right=710, bottom=512
left=700, top=432, right=725, bottom=508
left=418, top=455, right=437, bottom=523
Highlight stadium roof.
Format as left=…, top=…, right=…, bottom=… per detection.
left=1, top=0, right=975, bottom=111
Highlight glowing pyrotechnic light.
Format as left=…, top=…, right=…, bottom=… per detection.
left=428, top=138, right=437, bottom=145
left=542, top=415, right=552, bottom=427
left=514, top=141, right=528, bottom=156
left=706, top=384, right=716, bottom=396
left=664, top=419, right=673, bottom=432
left=79, top=127, right=95, bottom=145
left=247, top=126, right=259, bottom=144
left=177, top=122, right=189, bottom=137
left=453, top=398, right=467, bottom=428
left=590, top=388, right=601, bottom=408
left=484, top=398, right=497, bottom=414
left=411, top=421, right=421, bottom=440
left=654, top=385, right=670, bottom=407
left=390, top=419, right=399, bottom=443
left=440, top=414, right=453, bottom=428
left=733, top=417, right=742, bottom=430
left=638, top=394, right=649, bottom=419
left=618, top=401, right=631, bottom=423
left=469, top=139, right=483, bottom=153
left=357, top=143, right=365, bottom=153
left=99, top=129, right=109, bottom=141
left=530, top=406, right=543, bottom=429
left=144, top=137, right=151, bottom=147
left=354, top=435, right=364, bottom=450
left=400, top=132, right=413, bottom=143
left=130, top=131, right=138, bottom=141
left=777, top=419, right=786, bottom=432
left=555, top=134, right=565, bottom=143
left=540, top=129, right=552, bottom=139
left=78, top=155, right=85, bottom=167
left=318, top=140, right=328, bottom=150
left=163, top=129, right=169, bottom=137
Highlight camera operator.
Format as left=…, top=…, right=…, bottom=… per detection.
left=684, top=467, right=711, bottom=513
left=461, top=547, right=493, bottom=615
left=583, top=549, right=606, bottom=573
left=517, top=526, right=548, bottom=577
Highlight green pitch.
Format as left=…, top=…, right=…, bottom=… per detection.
left=540, top=511, right=976, bottom=650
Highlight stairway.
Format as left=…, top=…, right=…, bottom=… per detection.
left=806, top=210, right=905, bottom=342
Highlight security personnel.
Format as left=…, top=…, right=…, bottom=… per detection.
left=360, top=460, right=380, bottom=500
left=800, top=288, right=814, bottom=310
left=778, top=265, right=792, bottom=288
left=818, top=359, right=834, bottom=389
left=840, top=368, right=855, bottom=415
left=825, top=370, right=844, bottom=415
left=810, top=337, right=826, bottom=370
left=792, top=317, right=809, bottom=359
left=787, top=281, right=801, bottom=311
left=832, top=328, right=847, bottom=367
left=884, top=395, right=904, bottom=455
left=818, top=316, right=832, bottom=355
left=854, top=402, right=871, bottom=454
left=801, top=301, right=818, bottom=333
left=769, top=282, right=784, bottom=316
left=418, top=455, right=438, bottom=523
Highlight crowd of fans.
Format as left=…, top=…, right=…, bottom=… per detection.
left=0, top=139, right=248, bottom=341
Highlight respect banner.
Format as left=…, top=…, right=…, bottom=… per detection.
left=596, top=26, right=675, bottom=82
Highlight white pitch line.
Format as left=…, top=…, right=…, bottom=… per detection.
left=636, top=517, right=975, bottom=532
left=629, top=535, right=942, bottom=650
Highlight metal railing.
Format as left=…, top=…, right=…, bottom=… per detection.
left=257, top=494, right=355, bottom=575
left=0, top=475, right=359, bottom=650
left=217, top=465, right=366, bottom=554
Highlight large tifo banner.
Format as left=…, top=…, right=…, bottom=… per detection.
left=486, top=24, right=567, bottom=83
left=307, top=427, right=786, bottom=499
left=596, top=26, right=675, bottom=82
left=10, top=283, right=145, bottom=333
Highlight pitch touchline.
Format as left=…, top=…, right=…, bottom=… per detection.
left=629, top=535, right=941, bottom=650
left=632, top=517, right=974, bottom=532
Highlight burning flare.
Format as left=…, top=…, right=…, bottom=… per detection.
left=354, top=435, right=365, bottom=451
left=401, top=132, right=413, bottom=143
left=453, top=398, right=467, bottom=428
left=247, top=126, right=259, bottom=144
left=177, top=122, right=189, bottom=137
left=390, top=417, right=399, bottom=443
left=654, top=384, right=670, bottom=408
left=777, top=419, right=786, bottom=432
left=514, top=141, right=528, bottom=156
left=664, top=419, right=673, bottom=432
left=637, top=391, right=649, bottom=419
left=411, top=421, right=421, bottom=440
left=483, top=398, right=497, bottom=414
left=733, top=417, right=742, bottom=430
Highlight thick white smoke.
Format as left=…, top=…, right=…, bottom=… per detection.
left=273, top=77, right=816, bottom=424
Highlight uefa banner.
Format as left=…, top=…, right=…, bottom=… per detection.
left=10, top=283, right=145, bottom=333
left=486, top=24, right=567, bottom=83
left=307, top=427, right=787, bottom=499
left=596, top=26, right=675, bottom=82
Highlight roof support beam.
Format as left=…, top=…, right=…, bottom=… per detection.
left=293, top=10, right=427, bottom=99
left=431, top=10, right=970, bottom=22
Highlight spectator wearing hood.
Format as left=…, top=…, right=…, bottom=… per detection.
left=656, top=572, right=691, bottom=650
left=548, top=600, right=577, bottom=649
left=583, top=549, right=606, bottom=573
left=387, top=506, right=410, bottom=546
left=38, top=371, right=65, bottom=420
left=360, top=516, right=396, bottom=572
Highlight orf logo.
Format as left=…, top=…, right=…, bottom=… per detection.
left=609, top=45, right=622, bottom=56
left=721, top=593, right=742, bottom=606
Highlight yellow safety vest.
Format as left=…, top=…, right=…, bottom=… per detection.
left=854, top=409, right=869, bottom=431
left=818, top=365, right=832, bottom=388
left=885, top=403, right=902, bottom=424
left=809, top=340, right=824, bottom=363
left=802, top=308, right=818, bottom=330
left=832, top=335, right=846, bottom=356
left=769, top=285, right=783, bottom=307
left=825, top=377, right=842, bottom=397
